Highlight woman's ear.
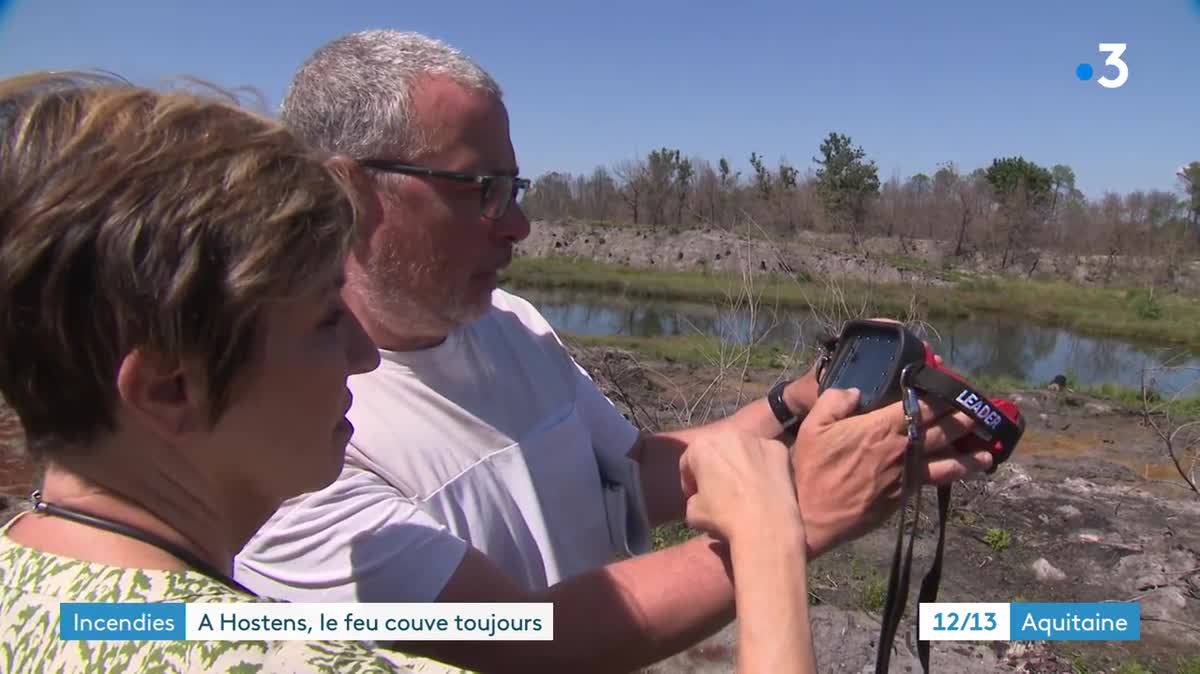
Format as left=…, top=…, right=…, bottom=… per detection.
left=114, top=348, right=207, bottom=440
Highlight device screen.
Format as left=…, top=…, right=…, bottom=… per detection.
left=827, top=333, right=898, bottom=407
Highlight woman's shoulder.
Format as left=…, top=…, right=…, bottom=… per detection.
left=0, top=622, right=465, bottom=673
left=0, top=533, right=468, bottom=673
left=257, top=640, right=466, bottom=672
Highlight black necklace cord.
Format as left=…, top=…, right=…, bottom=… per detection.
left=28, top=489, right=258, bottom=597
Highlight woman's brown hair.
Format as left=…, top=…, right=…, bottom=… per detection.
left=0, top=71, right=356, bottom=457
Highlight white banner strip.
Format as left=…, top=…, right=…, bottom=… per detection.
left=918, top=602, right=1011, bottom=641
left=185, top=602, right=553, bottom=641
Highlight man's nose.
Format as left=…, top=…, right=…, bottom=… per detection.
left=493, top=201, right=531, bottom=243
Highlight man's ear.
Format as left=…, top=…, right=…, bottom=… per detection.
left=114, top=348, right=207, bottom=440
left=325, top=154, right=383, bottom=247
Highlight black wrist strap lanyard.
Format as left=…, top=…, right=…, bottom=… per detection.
left=28, top=489, right=258, bottom=597
left=873, top=363, right=1023, bottom=673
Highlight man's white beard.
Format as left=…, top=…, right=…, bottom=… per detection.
left=360, top=260, right=487, bottom=338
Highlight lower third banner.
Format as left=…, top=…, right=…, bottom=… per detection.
left=59, top=602, right=554, bottom=641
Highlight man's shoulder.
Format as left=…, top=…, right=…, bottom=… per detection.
left=484, top=288, right=555, bottom=334
left=488, top=287, right=537, bottom=313
left=234, top=463, right=470, bottom=604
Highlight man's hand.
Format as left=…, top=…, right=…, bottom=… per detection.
left=636, top=319, right=958, bottom=529
left=791, top=387, right=993, bottom=558
left=781, top=318, right=946, bottom=419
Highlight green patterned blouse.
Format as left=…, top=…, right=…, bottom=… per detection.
left=0, top=514, right=469, bottom=673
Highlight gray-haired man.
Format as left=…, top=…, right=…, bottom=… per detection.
left=234, top=29, right=989, bottom=673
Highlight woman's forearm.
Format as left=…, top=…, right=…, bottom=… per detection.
left=730, top=521, right=817, bottom=674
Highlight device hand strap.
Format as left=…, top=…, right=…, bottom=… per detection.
left=874, top=367, right=969, bottom=674
left=907, top=364, right=1024, bottom=467
left=874, top=473, right=952, bottom=674
left=874, top=383, right=925, bottom=673
left=916, top=484, right=952, bottom=671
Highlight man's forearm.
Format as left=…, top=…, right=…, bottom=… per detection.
left=403, top=535, right=736, bottom=674
left=635, top=377, right=813, bottom=526
left=539, top=534, right=736, bottom=673
left=715, top=394, right=804, bottom=442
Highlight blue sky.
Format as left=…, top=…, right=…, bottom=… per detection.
left=1, top=0, right=1196, bottom=198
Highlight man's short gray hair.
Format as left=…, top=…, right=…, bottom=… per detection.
left=280, top=30, right=502, bottom=159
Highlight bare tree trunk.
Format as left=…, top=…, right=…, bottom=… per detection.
left=954, top=207, right=971, bottom=257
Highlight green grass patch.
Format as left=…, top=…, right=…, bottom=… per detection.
left=504, top=256, right=952, bottom=323
left=1177, top=655, right=1200, bottom=674
left=964, top=373, right=1033, bottom=394
left=1113, top=661, right=1154, bottom=674
left=954, top=509, right=980, bottom=527
left=857, top=571, right=887, bottom=614
left=947, top=279, right=1200, bottom=347
left=879, top=253, right=969, bottom=283
left=504, top=256, right=1200, bottom=349
left=1066, top=651, right=1093, bottom=674
left=967, top=372, right=1200, bottom=416
left=505, top=256, right=820, bottom=304
left=836, top=557, right=889, bottom=615
left=650, top=522, right=697, bottom=550
left=570, top=218, right=653, bottom=232
left=1128, top=289, right=1162, bottom=320
left=1074, top=382, right=1200, bottom=418
left=983, top=527, right=1012, bottom=552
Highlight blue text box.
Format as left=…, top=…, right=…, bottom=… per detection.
left=1010, top=602, right=1140, bottom=641
left=60, top=602, right=186, bottom=640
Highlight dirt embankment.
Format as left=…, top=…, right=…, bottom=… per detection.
left=519, top=220, right=1200, bottom=291
left=574, top=346, right=1200, bottom=674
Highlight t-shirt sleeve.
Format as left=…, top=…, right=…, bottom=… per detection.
left=496, top=289, right=641, bottom=462
left=492, top=289, right=650, bottom=555
left=233, top=464, right=468, bottom=604
left=570, top=357, right=642, bottom=464
left=570, top=358, right=652, bottom=555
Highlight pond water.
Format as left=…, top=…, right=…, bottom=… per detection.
left=518, top=287, right=1200, bottom=398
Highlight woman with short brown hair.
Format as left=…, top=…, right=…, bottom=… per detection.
left=0, top=70, right=461, bottom=673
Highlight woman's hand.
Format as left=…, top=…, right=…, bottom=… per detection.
left=679, top=429, right=818, bottom=674
left=678, top=430, right=801, bottom=545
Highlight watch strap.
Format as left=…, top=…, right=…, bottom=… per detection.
left=768, top=379, right=800, bottom=429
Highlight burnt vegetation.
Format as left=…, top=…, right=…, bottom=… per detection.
left=520, top=132, right=1200, bottom=284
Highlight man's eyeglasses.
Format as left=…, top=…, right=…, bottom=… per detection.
left=359, top=159, right=530, bottom=221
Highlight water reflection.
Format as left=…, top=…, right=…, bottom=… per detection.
left=533, top=291, right=824, bottom=352
left=521, top=288, right=1200, bottom=397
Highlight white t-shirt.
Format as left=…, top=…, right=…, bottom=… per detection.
left=234, top=290, right=649, bottom=603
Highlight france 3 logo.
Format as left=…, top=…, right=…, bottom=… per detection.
left=1075, top=43, right=1128, bottom=89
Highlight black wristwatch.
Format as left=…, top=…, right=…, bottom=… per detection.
left=768, top=379, right=802, bottom=430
